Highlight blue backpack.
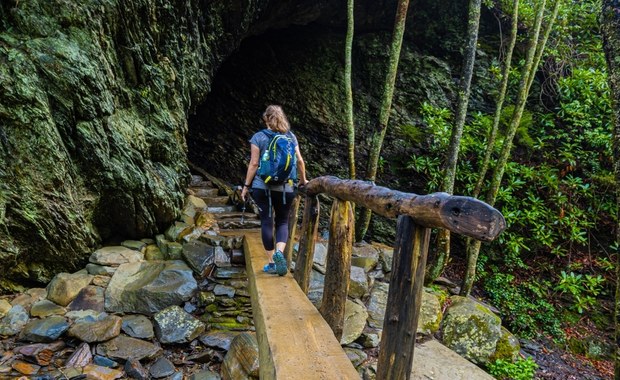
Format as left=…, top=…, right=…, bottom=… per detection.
left=257, top=129, right=297, bottom=186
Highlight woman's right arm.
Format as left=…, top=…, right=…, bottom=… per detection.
left=241, top=144, right=260, bottom=200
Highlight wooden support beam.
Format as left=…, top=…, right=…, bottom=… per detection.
left=305, top=176, right=505, bottom=241
left=284, top=195, right=301, bottom=267
left=293, top=195, right=320, bottom=294
left=319, top=200, right=354, bottom=341
left=377, top=216, right=430, bottom=380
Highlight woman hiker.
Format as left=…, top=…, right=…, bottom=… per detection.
left=241, top=105, right=308, bottom=276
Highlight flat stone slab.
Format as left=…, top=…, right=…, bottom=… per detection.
left=89, top=246, right=143, bottom=266
left=411, top=339, right=494, bottom=379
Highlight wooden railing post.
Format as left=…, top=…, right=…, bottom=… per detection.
left=294, top=195, right=320, bottom=294
left=284, top=195, right=301, bottom=267
left=319, top=199, right=354, bottom=341
left=376, top=215, right=430, bottom=380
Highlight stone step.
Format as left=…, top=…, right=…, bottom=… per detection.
left=215, top=212, right=259, bottom=220
left=192, top=188, right=219, bottom=198
left=207, top=205, right=237, bottom=214
left=202, top=196, right=231, bottom=206
left=219, top=220, right=262, bottom=229
left=190, top=175, right=213, bottom=188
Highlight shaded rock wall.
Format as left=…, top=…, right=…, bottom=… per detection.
left=0, top=0, right=274, bottom=291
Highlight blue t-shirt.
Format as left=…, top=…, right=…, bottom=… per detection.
left=249, top=129, right=299, bottom=192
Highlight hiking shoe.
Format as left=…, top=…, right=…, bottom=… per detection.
left=273, top=250, right=288, bottom=276
left=263, top=262, right=276, bottom=274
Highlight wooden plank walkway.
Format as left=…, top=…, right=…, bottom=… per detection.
left=235, top=230, right=359, bottom=380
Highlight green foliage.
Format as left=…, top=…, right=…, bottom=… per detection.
left=484, top=272, right=563, bottom=339
left=555, top=271, right=605, bottom=313
left=488, top=357, right=538, bottom=380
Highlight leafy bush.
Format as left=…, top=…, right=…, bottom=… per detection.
left=488, top=357, right=538, bottom=380
left=483, top=272, right=563, bottom=339
left=555, top=271, right=606, bottom=313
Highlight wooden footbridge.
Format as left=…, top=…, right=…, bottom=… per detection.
left=215, top=174, right=505, bottom=380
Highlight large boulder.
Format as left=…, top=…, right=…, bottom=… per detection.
left=46, top=272, right=93, bottom=307
left=340, top=300, right=368, bottom=345
left=440, top=296, right=502, bottom=365
left=411, top=339, right=495, bottom=379
left=105, top=261, right=197, bottom=315
left=417, top=290, right=442, bottom=335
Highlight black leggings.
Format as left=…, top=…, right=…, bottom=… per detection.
left=251, top=189, right=296, bottom=251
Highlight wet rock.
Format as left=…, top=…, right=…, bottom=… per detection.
left=121, top=314, right=154, bottom=339
left=312, top=242, right=328, bottom=269
left=367, top=282, right=389, bottom=329
left=93, top=355, right=119, bottom=368
left=19, top=316, right=69, bottom=342
left=168, top=372, right=185, bottom=380
left=65, top=342, right=93, bottom=367
left=89, top=246, right=143, bottom=266
left=200, top=235, right=243, bottom=250
left=360, top=331, right=381, bottom=348
left=92, top=275, right=111, bottom=288
left=11, top=294, right=35, bottom=311
left=167, top=242, right=184, bottom=259
left=214, top=267, right=246, bottom=279
left=97, top=335, right=162, bottom=361
left=189, top=370, right=222, bottom=380
left=344, top=347, right=367, bottom=368
left=182, top=240, right=216, bottom=274
left=183, top=195, right=208, bottom=220
left=46, top=272, right=93, bottom=306
left=214, top=247, right=230, bottom=267
left=221, top=333, right=259, bottom=378
left=68, top=315, right=122, bottom=342
left=306, top=269, right=326, bottom=307
left=441, top=296, right=502, bottom=365
left=67, top=286, right=105, bottom=312
left=200, top=331, right=239, bottom=351
left=12, top=360, right=40, bottom=375
left=83, top=364, right=124, bottom=380
left=14, top=342, right=62, bottom=366
left=0, top=305, right=30, bottom=336
left=0, top=299, right=12, bottom=317
left=149, top=357, right=176, bottom=378
left=105, top=260, right=197, bottom=315
left=198, top=292, right=216, bottom=307
left=86, top=264, right=116, bottom=276
left=349, top=266, right=369, bottom=299
left=341, top=300, right=368, bottom=345
left=352, top=243, right=379, bottom=272
left=124, top=358, right=149, bottom=380
left=65, top=309, right=101, bottom=321
left=145, top=245, right=166, bottom=261
left=491, top=327, right=521, bottom=362
left=121, top=240, right=147, bottom=252
left=165, top=222, right=194, bottom=242
left=154, top=306, right=205, bottom=344
left=417, top=291, right=442, bottom=335
left=26, top=288, right=48, bottom=301
left=213, top=285, right=235, bottom=298
left=377, top=245, right=393, bottom=272
left=30, top=300, right=67, bottom=318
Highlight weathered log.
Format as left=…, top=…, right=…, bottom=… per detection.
left=305, top=176, right=505, bottom=241
left=284, top=195, right=301, bottom=266
left=319, top=200, right=354, bottom=341
left=377, top=216, right=430, bottom=380
left=293, top=195, right=320, bottom=294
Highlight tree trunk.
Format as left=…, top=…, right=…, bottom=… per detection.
left=472, top=0, right=520, bottom=199
left=461, top=0, right=562, bottom=296
left=356, top=0, right=410, bottom=241
left=600, top=2, right=620, bottom=378
left=345, top=0, right=356, bottom=180
left=426, top=0, right=482, bottom=283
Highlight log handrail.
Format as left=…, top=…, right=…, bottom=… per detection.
left=304, top=176, right=506, bottom=241
left=292, top=175, right=506, bottom=380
